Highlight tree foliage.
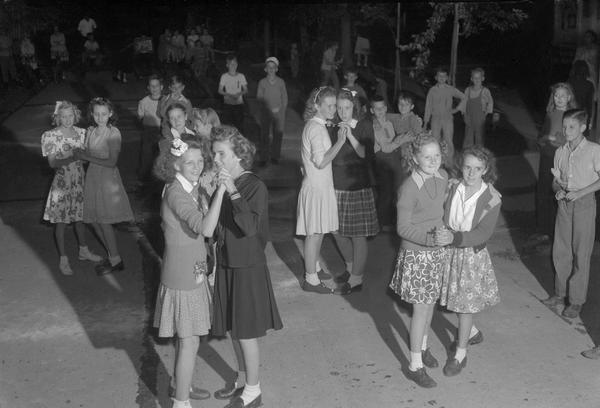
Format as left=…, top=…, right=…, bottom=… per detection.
left=401, top=2, right=527, bottom=81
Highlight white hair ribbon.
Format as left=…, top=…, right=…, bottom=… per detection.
left=170, top=138, right=188, bottom=157
left=341, top=88, right=357, bottom=98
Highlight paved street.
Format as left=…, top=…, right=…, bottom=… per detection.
left=1, top=71, right=599, bottom=408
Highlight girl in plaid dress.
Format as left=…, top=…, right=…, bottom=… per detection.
left=328, top=88, right=379, bottom=293
left=152, top=134, right=226, bottom=408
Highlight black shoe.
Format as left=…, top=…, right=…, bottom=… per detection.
left=468, top=330, right=483, bottom=346
left=214, top=378, right=244, bottom=400
left=443, top=357, right=467, bottom=377
left=301, top=280, right=333, bottom=294
left=95, top=259, right=124, bottom=276
left=333, top=282, right=351, bottom=295
left=224, top=395, right=262, bottom=408
left=317, top=269, right=332, bottom=281
left=333, top=270, right=350, bottom=284
left=405, top=367, right=437, bottom=388
left=168, top=384, right=210, bottom=400
left=422, top=348, right=439, bottom=368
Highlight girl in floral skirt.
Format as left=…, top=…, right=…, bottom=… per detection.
left=41, top=101, right=102, bottom=275
left=437, top=145, right=501, bottom=377
left=389, top=132, right=451, bottom=388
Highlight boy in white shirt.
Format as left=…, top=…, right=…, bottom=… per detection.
left=218, top=53, right=247, bottom=132
left=136, top=75, right=163, bottom=187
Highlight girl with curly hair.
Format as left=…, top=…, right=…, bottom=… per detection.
left=74, top=97, right=134, bottom=276
left=153, top=134, right=226, bottom=408
left=41, top=100, right=102, bottom=275
left=389, top=132, right=451, bottom=388
left=208, top=126, right=282, bottom=408
left=437, top=145, right=501, bottom=377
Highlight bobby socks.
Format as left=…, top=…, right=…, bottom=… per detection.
left=421, top=334, right=428, bottom=351
left=241, top=382, right=261, bottom=405
left=348, top=273, right=363, bottom=288
left=305, top=272, right=320, bottom=286
left=345, top=261, right=353, bottom=273
left=470, top=325, right=479, bottom=338
left=410, top=351, right=423, bottom=371
left=109, top=255, right=122, bottom=266
left=455, top=347, right=467, bottom=363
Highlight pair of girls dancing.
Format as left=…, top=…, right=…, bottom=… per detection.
left=152, top=123, right=282, bottom=408
left=42, top=98, right=133, bottom=276
left=390, top=134, right=502, bottom=387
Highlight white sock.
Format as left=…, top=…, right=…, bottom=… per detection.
left=348, top=273, right=363, bottom=288
left=410, top=351, right=423, bottom=370
left=455, top=347, right=467, bottom=363
left=172, top=399, right=190, bottom=408
left=236, top=370, right=246, bottom=388
left=305, top=272, right=320, bottom=285
left=60, top=255, right=69, bottom=263
left=470, top=325, right=479, bottom=338
left=421, top=334, right=428, bottom=351
left=345, top=261, right=353, bottom=273
left=109, top=255, right=122, bottom=266
left=241, top=382, right=261, bottom=405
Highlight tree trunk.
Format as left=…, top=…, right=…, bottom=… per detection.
left=264, top=9, right=271, bottom=58
left=450, top=2, right=460, bottom=86
left=394, top=2, right=401, bottom=102
left=340, top=4, right=352, bottom=69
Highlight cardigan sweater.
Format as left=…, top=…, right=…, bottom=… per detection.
left=396, top=169, right=448, bottom=250
left=443, top=181, right=502, bottom=249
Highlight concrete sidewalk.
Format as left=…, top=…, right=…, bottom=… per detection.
left=1, top=199, right=599, bottom=408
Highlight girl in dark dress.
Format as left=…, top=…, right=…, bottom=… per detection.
left=206, top=125, right=283, bottom=408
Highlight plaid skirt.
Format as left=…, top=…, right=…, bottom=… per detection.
left=153, top=282, right=212, bottom=338
left=335, top=188, right=380, bottom=237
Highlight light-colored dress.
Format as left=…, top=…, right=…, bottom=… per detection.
left=82, top=126, right=134, bottom=224
left=42, top=127, right=86, bottom=223
left=296, top=116, right=338, bottom=235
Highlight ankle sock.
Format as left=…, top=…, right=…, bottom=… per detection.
left=241, top=382, right=261, bottom=405
left=60, top=255, right=69, bottom=264
left=470, top=325, right=479, bottom=338
left=410, top=351, right=423, bottom=370
left=305, top=272, right=320, bottom=286
left=348, top=273, right=363, bottom=288
left=109, top=255, right=122, bottom=266
left=455, top=347, right=467, bottom=363
left=421, top=334, right=428, bottom=351
left=345, top=261, right=353, bottom=273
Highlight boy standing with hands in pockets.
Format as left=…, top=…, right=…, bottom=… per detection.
left=544, top=109, right=600, bottom=319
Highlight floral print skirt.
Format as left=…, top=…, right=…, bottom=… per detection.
left=439, top=247, right=500, bottom=313
left=389, top=248, right=446, bottom=304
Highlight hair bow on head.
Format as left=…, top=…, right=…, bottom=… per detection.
left=313, top=86, right=327, bottom=104
left=53, top=101, right=61, bottom=115
left=170, top=138, right=188, bottom=157
left=342, top=88, right=357, bottom=98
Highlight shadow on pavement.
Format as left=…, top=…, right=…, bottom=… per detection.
left=0, top=80, right=174, bottom=406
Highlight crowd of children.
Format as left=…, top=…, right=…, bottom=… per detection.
left=36, top=26, right=600, bottom=404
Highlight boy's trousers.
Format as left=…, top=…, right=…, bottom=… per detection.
left=552, top=192, right=596, bottom=305
left=431, top=113, right=454, bottom=167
